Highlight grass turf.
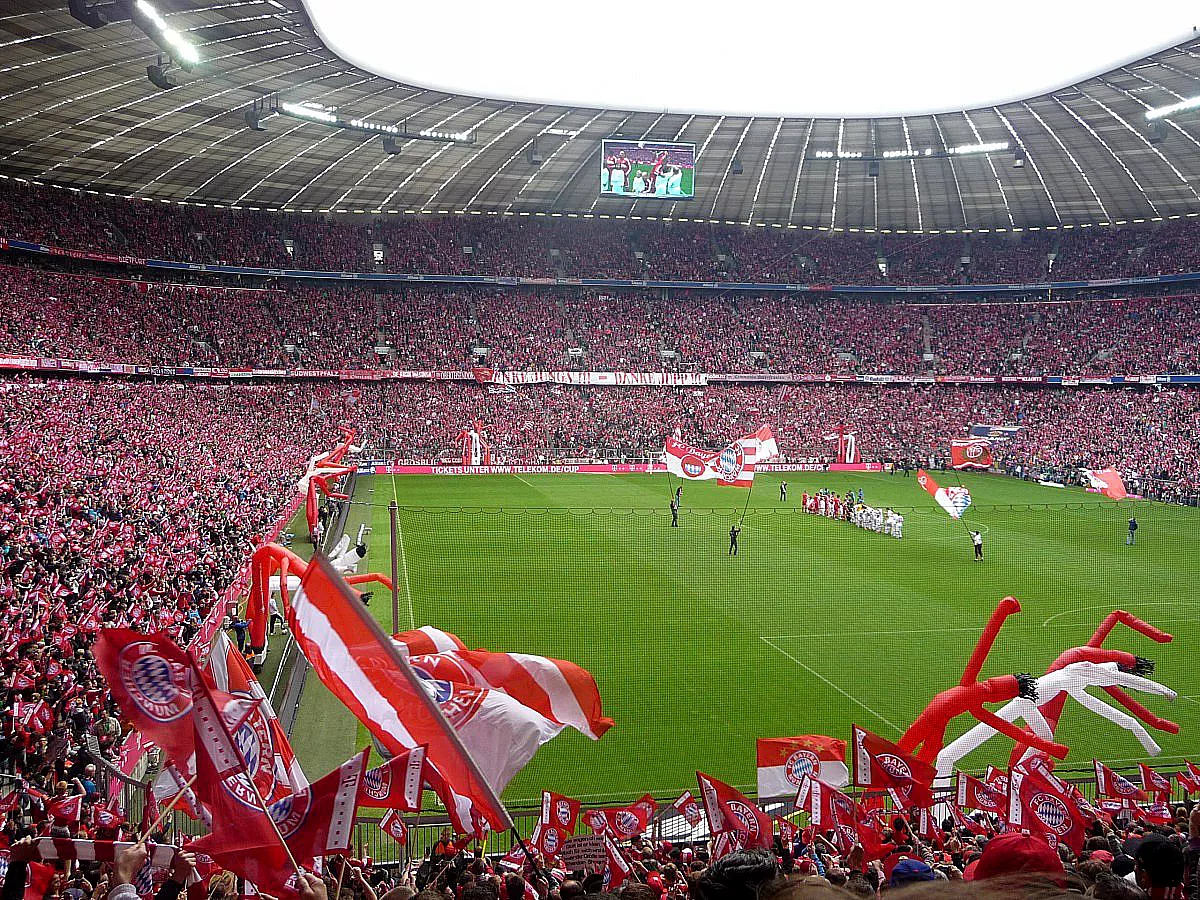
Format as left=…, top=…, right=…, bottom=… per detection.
left=285, top=471, right=1199, bottom=806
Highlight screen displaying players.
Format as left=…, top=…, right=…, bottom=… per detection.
left=599, top=139, right=695, bottom=199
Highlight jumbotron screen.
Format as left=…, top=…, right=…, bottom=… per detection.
left=599, top=139, right=695, bottom=199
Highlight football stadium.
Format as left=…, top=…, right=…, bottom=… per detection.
left=2, top=2, right=1200, bottom=898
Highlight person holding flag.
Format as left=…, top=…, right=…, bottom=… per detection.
left=971, top=530, right=983, bottom=561
left=729, top=524, right=741, bottom=556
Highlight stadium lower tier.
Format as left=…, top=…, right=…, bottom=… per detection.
left=3, top=263, right=1200, bottom=376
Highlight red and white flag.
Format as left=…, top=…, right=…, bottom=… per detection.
left=756, top=735, right=847, bottom=799
left=985, top=766, right=1010, bottom=794
left=1138, top=764, right=1172, bottom=799
left=583, top=794, right=656, bottom=839
left=357, top=747, right=426, bottom=811
left=47, top=794, right=84, bottom=825
left=661, top=426, right=778, bottom=488
left=955, top=771, right=1006, bottom=814
left=696, top=772, right=772, bottom=849
left=206, top=631, right=308, bottom=807
left=1008, top=767, right=1089, bottom=853
left=602, top=836, right=632, bottom=891
left=1083, top=468, right=1128, bottom=501
left=93, top=629, right=197, bottom=768
left=290, top=553, right=534, bottom=835
left=379, top=809, right=408, bottom=845
left=30, top=839, right=176, bottom=867
left=916, top=470, right=972, bottom=519
left=406, top=648, right=613, bottom=740
left=1094, top=761, right=1147, bottom=801
left=950, top=439, right=993, bottom=471
left=794, top=777, right=886, bottom=860
left=670, top=790, right=704, bottom=828
left=391, top=627, right=466, bottom=656
left=851, top=725, right=935, bottom=807
left=710, top=831, right=743, bottom=862
left=536, top=790, right=580, bottom=857
left=1176, top=770, right=1200, bottom=794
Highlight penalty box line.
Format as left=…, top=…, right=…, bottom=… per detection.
left=759, top=635, right=901, bottom=733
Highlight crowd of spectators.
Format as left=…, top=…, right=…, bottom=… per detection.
left=0, top=376, right=336, bottom=827
left=2, top=265, right=1198, bottom=377
left=5, top=179, right=1200, bottom=283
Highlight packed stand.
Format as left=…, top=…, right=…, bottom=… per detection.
left=7, top=179, right=1200, bottom=284
left=0, top=377, right=335, bottom=819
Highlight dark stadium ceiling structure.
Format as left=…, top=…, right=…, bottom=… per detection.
left=2, top=0, right=1200, bottom=234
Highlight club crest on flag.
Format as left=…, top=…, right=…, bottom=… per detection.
left=263, top=789, right=313, bottom=839
left=725, top=801, right=762, bottom=841
left=716, top=444, right=746, bottom=483
left=945, top=487, right=973, bottom=516
left=554, top=799, right=573, bottom=826
left=541, top=827, right=562, bottom=855
left=584, top=809, right=607, bottom=832
left=117, top=643, right=190, bottom=722
left=615, top=810, right=641, bottom=834
left=362, top=766, right=392, bottom=802
left=680, top=455, right=705, bottom=478
left=785, top=750, right=821, bottom=787
left=411, top=668, right=485, bottom=728
left=1031, top=793, right=1071, bottom=835
left=876, top=754, right=912, bottom=781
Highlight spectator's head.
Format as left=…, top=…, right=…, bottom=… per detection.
left=1090, top=870, right=1150, bottom=900
left=963, top=832, right=1065, bottom=886
left=888, top=858, right=935, bottom=889
left=691, top=850, right=780, bottom=900
left=1133, top=834, right=1184, bottom=893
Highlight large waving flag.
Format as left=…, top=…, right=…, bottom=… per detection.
left=756, top=735, right=847, bottom=799
left=950, top=439, right=993, bottom=470
left=405, top=648, right=613, bottom=740
left=696, top=772, right=772, bottom=849
left=1094, top=760, right=1147, bottom=801
left=1083, top=468, right=1128, bottom=501
left=917, top=469, right=972, bottom=519
left=662, top=426, right=779, bottom=488
left=1008, top=766, right=1089, bottom=853
left=290, top=554, right=556, bottom=835
left=1138, top=763, right=1172, bottom=799
left=583, top=794, right=656, bottom=838
left=955, top=771, right=1006, bottom=814
left=392, top=627, right=467, bottom=656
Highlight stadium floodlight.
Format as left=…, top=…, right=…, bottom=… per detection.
left=280, top=101, right=338, bottom=124
left=1145, top=95, right=1200, bottom=120
left=132, top=0, right=200, bottom=67
left=947, top=141, right=1009, bottom=155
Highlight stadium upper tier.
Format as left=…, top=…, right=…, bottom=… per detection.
left=1, top=3, right=1199, bottom=230
left=3, top=180, right=1200, bottom=285
left=3, top=263, right=1199, bottom=376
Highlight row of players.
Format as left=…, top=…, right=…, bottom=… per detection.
left=601, top=150, right=689, bottom=196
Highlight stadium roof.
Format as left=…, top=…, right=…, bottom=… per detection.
left=1, top=0, right=1199, bottom=233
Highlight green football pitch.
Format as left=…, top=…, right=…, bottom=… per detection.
left=283, top=471, right=1199, bottom=805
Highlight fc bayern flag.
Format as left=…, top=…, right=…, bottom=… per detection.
left=1094, top=761, right=1148, bottom=801
left=379, top=809, right=408, bottom=845
left=696, top=772, right=772, bottom=850
left=93, top=629, right=197, bottom=768
left=357, top=746, right=426, bottom=811
left=1176, top=771, right=1200, bottom=794
left=756, top=735, right=848, bottom=799
left=950, top=439, right=993, bottom=470
left=537, top=790, right=580, bottom=858
left=391, top=627, right=466, bottom=656
left=955, top=772, right=1006, bottom=814
left=670, top=790, right=703, bottom=828
left=1008, top=767, right=1089, bottom=853
left=1138, top=764, right=1172, bottom=798
left=851, top=725, right=935, bottom=807
left=985, top=766, right=1010, bottom=793
left=916, top=470, right=972, bottom=519
left=47, top=794, right=84, bottom=824
left=1083, top=468, right=1128, bottom=501
left=794, top=776, right=887, bottom=861
left=583, top=794, right=655, bottom=838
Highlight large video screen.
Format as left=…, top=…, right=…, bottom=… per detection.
left=600, top=139, right=695, bottom=199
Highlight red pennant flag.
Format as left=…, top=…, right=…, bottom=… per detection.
left=851, top=725, right=935, bottom=807
left=1007, top=766, right=1089, bottom=853
left=379, top=809, right=408, bottom=845
left=774, top=816, right=798, bottom=844
left=1138, top=764, right=1172, bottom=798
left=985, top=766, right=1010, bottom=793
left=1094, top=761, right=1148, bottom=801
left=602, top=836, right=632, bottom=891
left=949, top=803, right=989, bottom=837
left=795, top=777, right=888, bottom=861
left=535, top=790, right=580, bottom=857
left=671, top=790, right=703, bottom=828
left=696, top=773, right=772, bottom=850
left=955, top=771, right=1006, bottom=814
left=356, top=747, right=426, bottom=812
left=915, top=807, right=944, bottom=848
left=1176, top=771, right=1200, bottom=795
left=47, top=794, right=84, bottom=825
left=1136, top=800, right=1174, bottom=826
left=710, top=831, right=743, bottom=861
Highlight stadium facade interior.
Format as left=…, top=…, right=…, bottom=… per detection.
left=2, top=3, right=1200, bottom=898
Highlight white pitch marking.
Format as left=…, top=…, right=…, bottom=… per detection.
left=760, top=636, right=900, bottom=732
left=391, top=471, right=416, bottom=631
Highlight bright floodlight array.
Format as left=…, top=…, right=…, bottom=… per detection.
left=811, top=141, right=1009, bottom=161
left=132, top=0, right=199, bottom=65
left=1145, top=95, right=1200, bottom=120
left=276, top=100, right=473, bottom=143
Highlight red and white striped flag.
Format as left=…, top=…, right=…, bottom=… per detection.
left=406, top=648, right=613, bottom=740
left=357, top=746, right=426, bottom=811
left=291, top=553, right=553, bottom=835
left=851, top=725, right=935, bottom=807
left=1083, top=468, right=1128, bottom=501
left=670, top=790, right=703, bottom=827
left=30, top=838, right=177, bottom=867
left=391, top=627, right=467, bottom=656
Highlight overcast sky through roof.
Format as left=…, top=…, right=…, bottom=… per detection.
left=303, top=0, right=1197, bottom=118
